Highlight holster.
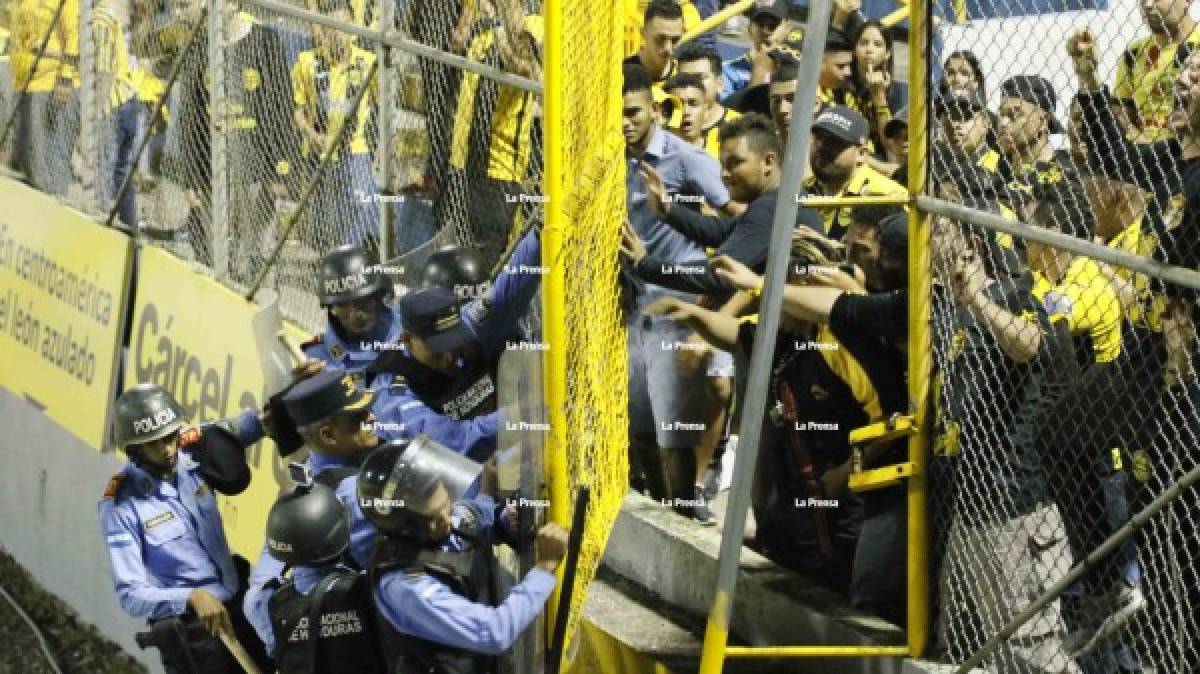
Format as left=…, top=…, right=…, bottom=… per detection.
left=136, top=617, right=208, bottom=674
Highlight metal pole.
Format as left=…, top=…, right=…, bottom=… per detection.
left=375, top=0, right=394, bottom=260
left=955, top=462, right=1200, bottom=673
left=209, top=0, right=228, bottom=280
left=917, top=195, right=1200, bottom=291
left=906, top=0, right=932, bottom=654
left=695, top=0, right=833, bottom=671
left=0, top=0, right=69, bottom=148
left=236, top=0, right=541, bottom=94
left=245, top=59, right=379, bottom=299
left=678, top=0, right=755, bottom=46
left=78, top=0, right=97, bottom=214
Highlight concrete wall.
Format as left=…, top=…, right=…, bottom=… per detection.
left=0, top=386, right=164, bottom=674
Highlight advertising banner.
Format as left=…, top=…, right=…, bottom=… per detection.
left=0, top=179, right=132, bottom=448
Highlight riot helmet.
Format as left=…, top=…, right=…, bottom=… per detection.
left=421, top=246, right=491, bottom=302
left=357, top=436, right=483, bottom=542
left=112, top=384, right=187, bottom=448
left=319, top=245, right=393, bottom=308
left=265, top=482, right=350, bottom=566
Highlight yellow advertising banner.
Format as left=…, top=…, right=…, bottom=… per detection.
left=0, top=179, right=132, bottom=448
left=127, top=246, right=298, bottom=559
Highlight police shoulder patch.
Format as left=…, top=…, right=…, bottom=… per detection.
left=179, top=426, right=202, bottom=447
left=101, top=474, right=125, bottom=501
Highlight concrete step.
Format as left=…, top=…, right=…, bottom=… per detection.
left=601, top=492, right=911, bottom=674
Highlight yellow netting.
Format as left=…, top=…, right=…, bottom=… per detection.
left=548, top=0, right=629, bottom=660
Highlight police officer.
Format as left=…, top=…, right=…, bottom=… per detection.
left=98, top=384, right=273, bottom=673
left=304, top=245, right=401, bottom=405
left=357, top=441, right=569, bottom=671
left=262, top=482, right=387, bottom=674
left=369, top=225, right=544, bottom=461
left=244, top=367, right=387, bottom=656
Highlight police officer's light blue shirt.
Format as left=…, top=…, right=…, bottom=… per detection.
left=99, top=409, right=263, bottom=620
left=370, top=227, right=542, bottom=459
left=375, top=494, right=555, bottom=656
left=243, top=450, right=378, bottom=655
left=305, top=305, right=404, bottom=419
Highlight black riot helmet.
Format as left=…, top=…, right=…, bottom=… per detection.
left=112, top=384, right=188, bottom=448
left=421, top=245, right=491, bottom=302
left=319, top=245, right=394, bottom=307
left=265, top=483, right=350, bottom=566
left=357, top=437, right=483, bottom=542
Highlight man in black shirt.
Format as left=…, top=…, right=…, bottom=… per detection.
left=643, top=243, right=871, bottom=596
left=710, top=215, right=910, bottom=627
left=932, top=216, right=1082, bottom=672
left=622, top=113, right=823, bottom=298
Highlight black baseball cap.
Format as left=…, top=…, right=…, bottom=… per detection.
left=935, top=88, right=987, bottom=119
left=877, top=212, right=909, bottom=290
left=398, top=286, right=476, bottom=354
left=750, top=0, right=788, bottom=21
left=283, top=368, right=376, bottom=427
left=813, top=105, right=870, bottom=144
left=883, top=107, right=909, bottom=138
left=1000, top=75, right=1064, bottom=133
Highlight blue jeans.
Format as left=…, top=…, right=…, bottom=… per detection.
left=107, top=98, right=141, bottom=228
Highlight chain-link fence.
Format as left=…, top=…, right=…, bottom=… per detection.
left=0, top=0, right=546, bottom=333
left=926, top=0, right=1200, bottom=668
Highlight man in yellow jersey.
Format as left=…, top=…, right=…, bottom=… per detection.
left=1114, top=0, right=1200, bottom=140
left=91, top=0, right=140, bottom=228
left=293, top=0, right=379, bottom=250
left=675, top=43, right=742, bottom=159
left=445, top=0, right=542, bottom=260
left=8, top=0, right=79, bottom=196
left=624, top=0, right=684, bottom=108
left=1024, top=195, right=1146, bottom=661
left=803, top=106, right=906, bottom=240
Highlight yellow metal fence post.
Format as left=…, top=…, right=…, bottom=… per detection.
left=906, top=0, right=933, bottom=654
left=542, top=0, right=570, bottom=633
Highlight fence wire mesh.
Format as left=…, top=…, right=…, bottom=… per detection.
left=553, top=0, right=628, bottom=657
left=2, top=0, right=546, bottom=334
left=929, top=0, right=1200, bottom=668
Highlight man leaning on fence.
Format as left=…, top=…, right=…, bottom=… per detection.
left=931, top=207, right=1083, bottom=673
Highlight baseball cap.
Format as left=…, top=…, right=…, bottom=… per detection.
left=767, top=26, right=805, bottom=64
left=935, top=88, right=986, bottom=119
left=398, top=286, right=476, bottom=354
left=750, top=0, right=788, bottom=21
left=877, top=212, right=909, bottom=290
left=883, top=107, right=909, bottom=138
left=283, top=368, right=376, bottom=427
left=813, top=105, right=870, bottom=144
left=1000, top=75, right=1064, bottom=133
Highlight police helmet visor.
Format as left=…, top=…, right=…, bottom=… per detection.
left=357, top=437, right=482, bottom=530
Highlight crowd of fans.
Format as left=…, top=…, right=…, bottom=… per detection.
left=619, top=0, right=1199, bottom=669
left=2, top=0, right=1200, bottom=668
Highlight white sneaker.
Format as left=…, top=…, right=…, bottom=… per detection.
left=1067, top=585, right=1147, bottom=658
